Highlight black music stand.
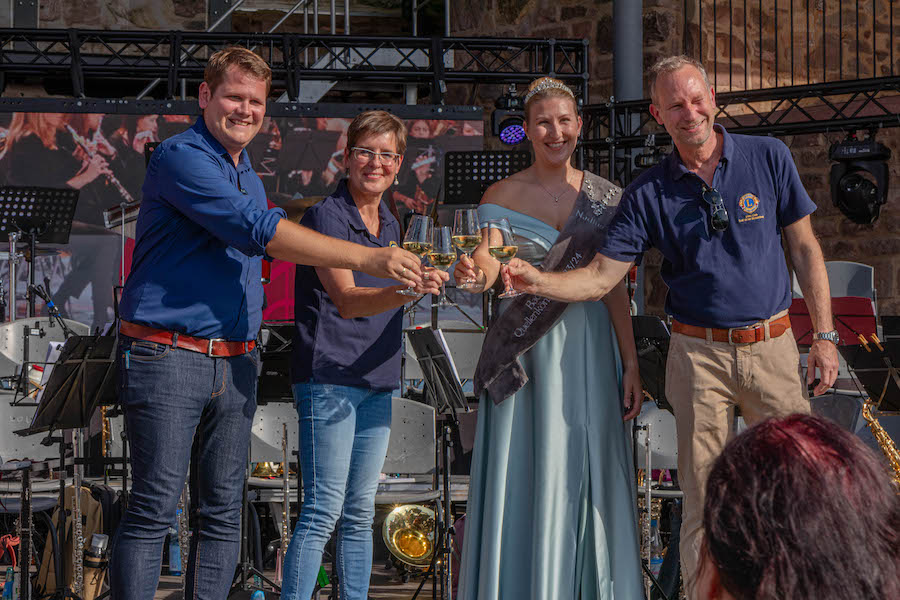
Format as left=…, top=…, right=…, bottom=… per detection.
left=24, top=335, right=118, bottom=434
left=443, top=151, right=531, bottom=205
left=14, top=334, right=117, bottom=600
left=840, top=339, right=900, bottom=414
left=633, top=315, right=672, bottom=413
left=405, top=327, right=469, bottom=600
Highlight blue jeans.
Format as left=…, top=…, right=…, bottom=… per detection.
left=109, top=335, right=259, bottom=600
left=281, top=383, right=392, bottom=600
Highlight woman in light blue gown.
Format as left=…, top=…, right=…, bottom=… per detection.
left=453, top=77, right=644, bottom=599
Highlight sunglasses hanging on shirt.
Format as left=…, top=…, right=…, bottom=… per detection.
left=701, top=185, right=729, bottom=232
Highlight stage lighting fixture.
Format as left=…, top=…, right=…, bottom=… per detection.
left=491, top=85, right=525, bottom=145
left=829, top=136, right=892, bottom=225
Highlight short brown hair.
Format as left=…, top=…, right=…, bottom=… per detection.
left=648, top=55, right=711, bottom=102
left=346, top=110, right=408, bottom=156
left=204, top=46, right=272, bottom=96
left=523, top=76, right=577, bottom=120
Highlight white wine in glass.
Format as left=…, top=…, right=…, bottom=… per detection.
left=452, top=208, right=482, bottom=290
left=397, top=214, right=433, bottom=297
left=428, top=226, right=455, bottom=306
left=487, top=218, right=521, bottom=298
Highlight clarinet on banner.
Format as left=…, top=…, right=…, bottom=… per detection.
left=66, top=124, right=136, bottom=205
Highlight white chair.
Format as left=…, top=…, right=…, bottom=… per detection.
left=793, top=260, right=876, bottom=313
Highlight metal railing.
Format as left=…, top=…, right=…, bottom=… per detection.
left=683, top=0, right=898, bottom=91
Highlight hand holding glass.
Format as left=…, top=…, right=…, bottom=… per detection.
left=427, top=226, right=455, bottom=307
left=398, top=214, right=433, bottom=297
left=487, top=218, right=521, bottom=299
left=452, top=209, right=482, bottom=290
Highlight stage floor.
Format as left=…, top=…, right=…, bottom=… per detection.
left=153, top=564, right=436, bottom=599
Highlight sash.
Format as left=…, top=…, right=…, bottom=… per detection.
left=473, top=171, right=622, bottom=404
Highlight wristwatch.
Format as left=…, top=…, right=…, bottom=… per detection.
left=813, top=329, right=840, bottom=345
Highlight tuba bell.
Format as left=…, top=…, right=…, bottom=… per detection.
left=382, top=504, right=436, bottom=567
left=252, top=462, right=280, bottom=478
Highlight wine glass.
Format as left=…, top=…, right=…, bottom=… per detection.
left=427, top=226, right=456, bottom=307
left=397, top=214, right=433, bottom=297
left=487, top=218, right=520, bottom=299
left=452, top=208, right=482, bottom=290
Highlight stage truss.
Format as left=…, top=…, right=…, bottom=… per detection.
left=0, top=28, right=589, bottom=103
left=582, top=75, right=900, bottom=185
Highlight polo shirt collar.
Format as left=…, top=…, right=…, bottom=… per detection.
left=335, top=179, right=395, bottom=245
left=193, top=116, right=251, bottom=168
left=666, top=123, right=732, bottom=181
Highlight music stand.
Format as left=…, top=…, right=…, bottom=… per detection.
left=14, top=334, right=117, bottom=600
left=406, top=327, right=468, bottom=415
left=840, top=339, right=900, bottom=415
left=22, top=335, right=118, bottom=434
left=632, top=315, right=672, bottom=413
left=405, top=327, right=469, bottom=600
left=443, top=151, right=531, bottom=205
left=790, top=296, right=877, bottom=346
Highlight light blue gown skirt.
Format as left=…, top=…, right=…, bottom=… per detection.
left=458, top=205, right=643, bottom=599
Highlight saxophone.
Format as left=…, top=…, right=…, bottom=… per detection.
left=861, top=399, right=900, bottom=489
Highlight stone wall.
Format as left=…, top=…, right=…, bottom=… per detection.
left=451, top=0, right=900, bottom=320
left=13, top=0, right=899, bottom=317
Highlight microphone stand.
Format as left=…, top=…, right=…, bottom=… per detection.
left=29, top=283, right=75, bottom=339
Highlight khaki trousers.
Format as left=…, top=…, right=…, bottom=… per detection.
left=665, top=313, right=809, bottom=599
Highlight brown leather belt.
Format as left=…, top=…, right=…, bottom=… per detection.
left=119, top=320, right=256, bottom=357
left=672, top=314, right=792, bottom=344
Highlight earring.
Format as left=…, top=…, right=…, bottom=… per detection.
left=395, top=176, right=400, bottom=186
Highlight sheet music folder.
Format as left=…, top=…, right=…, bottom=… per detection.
left=406, top=327, right=469, bottom=414
left=840, top=340, right=900, bottom=414
left=18, top=335, right=118, bottom=435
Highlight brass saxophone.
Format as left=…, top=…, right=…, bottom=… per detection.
left=861, top=399, right=900, bottom=489
left=66, top=125, right=136, bottom=204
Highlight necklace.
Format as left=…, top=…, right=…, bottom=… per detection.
left=536, top=177, right=572, bottom=204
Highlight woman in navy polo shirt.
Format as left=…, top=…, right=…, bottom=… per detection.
left=282, top=111, right=446, bottom=600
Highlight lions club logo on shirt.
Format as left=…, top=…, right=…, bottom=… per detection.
left=739, top=193, right=759, bottom=214
left=738, top=193, right=764, bottom=223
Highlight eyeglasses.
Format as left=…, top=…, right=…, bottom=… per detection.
left=350, top=147, right=402, bottom=166
left=701, top=185, right=729, bottom=232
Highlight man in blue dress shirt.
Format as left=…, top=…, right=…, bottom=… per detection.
left=506, top=55, right=840, bottom=598
left=109, top=47, right=425, bottom=600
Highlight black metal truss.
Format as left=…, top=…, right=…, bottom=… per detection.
left=0, top=96, right=482, bottom=121
left=0, top=28, right=589, bottom=102
left=581, top=76, right=900, bottom=184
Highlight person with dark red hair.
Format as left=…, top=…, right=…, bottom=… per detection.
left=697, top=414, right=900, bottom=600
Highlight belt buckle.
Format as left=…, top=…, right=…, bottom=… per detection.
left=207, top=338, right=226, bottom=357
left=727, top=323, right=764, bottom=344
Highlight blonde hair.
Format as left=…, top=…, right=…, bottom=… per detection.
left=6, top=112, right=66, bottom=149
left=523, top=77, right=577, bottom=120
left=347, top=110, right=408, bottom=156
left=204, top=46, right=272, bottom=96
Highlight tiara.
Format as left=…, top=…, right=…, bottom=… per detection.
left=523, top=79, right=575, bottom=104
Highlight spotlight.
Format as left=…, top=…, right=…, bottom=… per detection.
left=491, top=85, right=525, bottom=146
left=829, top=136, right=891, bottom=225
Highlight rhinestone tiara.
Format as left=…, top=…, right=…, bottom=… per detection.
left=523, top=79, right=575, bottom=104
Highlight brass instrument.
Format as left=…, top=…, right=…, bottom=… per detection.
left=382, top=504, right=436, bottom=567
left=66, top=125, right=136, bottom=204
left=861, top=399, right=900, bottom=489
left=251, top=461, right=279, bottom=478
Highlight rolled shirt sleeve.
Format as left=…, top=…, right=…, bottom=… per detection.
left=155, top=141, right=285, bottom=256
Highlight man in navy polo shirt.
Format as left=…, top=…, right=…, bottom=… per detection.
left=110, top=48, right=425, bottom=600
left=506, top=55, right=839, bottom=597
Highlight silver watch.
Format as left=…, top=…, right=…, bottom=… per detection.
left=813, top=329, right=840, bottom=345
